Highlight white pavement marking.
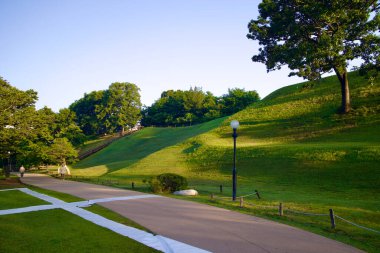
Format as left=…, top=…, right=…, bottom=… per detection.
left=86, top=194, right=161, bottom=205
left=0, top=188, right=20, bottom=192
left=0, top=204, right=59, bottom=215
left=0, top=188, right=211, bottom=253
left=18, top=188, right=66, bottom=205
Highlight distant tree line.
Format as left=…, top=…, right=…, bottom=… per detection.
left=1, top=77, right=259, bottom=174
left=0, top=79, right=142, bottom=174
left=141, top=87, right=260, bottom=127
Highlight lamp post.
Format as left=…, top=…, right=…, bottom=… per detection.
left=230, top=120, right=239, bottom=201
left=7, top=151, right=11, bottom=177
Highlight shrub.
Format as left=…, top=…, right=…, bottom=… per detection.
left=149, top=177, right=163, bottom=193
left=149, top=173, right=188, bottom=193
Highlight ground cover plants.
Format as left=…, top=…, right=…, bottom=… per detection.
left=71, top=71, right=380, bottom=252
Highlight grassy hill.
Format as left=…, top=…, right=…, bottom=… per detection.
left=72, top=71, right=380, bottom=252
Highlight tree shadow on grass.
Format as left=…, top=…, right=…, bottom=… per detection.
left=73, top=117, right=226, bottom=174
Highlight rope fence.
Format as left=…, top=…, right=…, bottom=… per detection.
left=335, top=215, right=380, bottom=234
left=285, top=209, right=328, bottom=216
left=209, top=190, right=380, bottom=235
left=50, top=174, right=143, bottom=191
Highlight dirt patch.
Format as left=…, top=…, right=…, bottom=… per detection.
left=0, top=177, right=23, bottom=189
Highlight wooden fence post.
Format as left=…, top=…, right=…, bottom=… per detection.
left=240, top=197, right=244, bottom=208
left=279, top=203, right=283, bottom=216
left=132, top=182, right=135, bottom=189
left=220, top=185, right=223, bottom=193
left=210, top=193, right=214, bottom=200
left=329, top=209, right=336, bottom=229
left=255, top=190, right=261, bottom=199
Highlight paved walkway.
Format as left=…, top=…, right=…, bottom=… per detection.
left=21, top=174, right=362, bottom=253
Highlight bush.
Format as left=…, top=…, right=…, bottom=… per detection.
left=149, top=177, right=163, bottom=193
left=149, top=173, right=188, bottom=193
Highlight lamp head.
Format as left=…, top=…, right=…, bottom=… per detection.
left=230, top=120, right=240, bottom=129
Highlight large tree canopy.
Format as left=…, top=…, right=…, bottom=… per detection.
left=0, top=77, right=39, bottom=173
left=219, top=88, right=260, bottom=115
left=70, top=82, right=142, bottom=135
left=97, top=82, right=142, bottom=135
left=247, top=0, right=379, bottom=113
left=141, top=87, right=260, bottom=127
left=69, top=90, right=105, bottom=135
left=0, top=77, right=80, bottom=174
left=142, top=87, right=220, bottom=127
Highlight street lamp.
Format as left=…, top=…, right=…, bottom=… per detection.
left=7, top=151, right=11, bottom=177
left=230, top=120, right=239, bottom=201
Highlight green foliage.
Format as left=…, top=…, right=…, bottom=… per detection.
left=70, top=83, right=142, bottom=135
left=47, top=138, right=78, bottom=164
left=247, top=0, right=380, bottom=113
left=96, top=82, right=142, bottom=134
left=141, top=87, right=259, bottom=126
left=142, top=87, right=217, bottom=126
left=153, top=173, right=188, bottom=193
left=219, top=88, right=260, bottom=115
left=69, top=90, right=106, bottom=135
left=0, top=77, right=80, bottom=171
left=148, top=177, right=164, bottom=193
left=0, top=77, right=49, bottom=172
left=54, top=108, right=85, bottom=146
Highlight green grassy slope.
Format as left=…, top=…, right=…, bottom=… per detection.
left=73, top=117, right=226, bottom=176
left=72, top=71, right=380, bottom=252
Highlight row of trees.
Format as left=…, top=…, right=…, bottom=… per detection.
left=141, top=87, right=260, bottom=126
left=0, top=77, right=82, bottom=175
left=0, top=80, right=143, bottom=175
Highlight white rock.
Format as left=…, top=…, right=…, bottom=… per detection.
left=173, top=189, right=198, bottom=196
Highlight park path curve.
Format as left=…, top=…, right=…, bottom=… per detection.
left=21, top=174, right=362, bottom=253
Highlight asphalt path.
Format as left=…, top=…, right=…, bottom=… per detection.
left=21, top=174, right=363, bottom=253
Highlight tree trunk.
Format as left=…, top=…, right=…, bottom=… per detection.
left=333, top=67, right=351, bottom=113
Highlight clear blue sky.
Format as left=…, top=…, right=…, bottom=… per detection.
left=0, top=0, right=305, bottom=112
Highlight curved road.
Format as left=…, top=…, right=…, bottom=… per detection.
left=21, top=174, right=362, bottom=253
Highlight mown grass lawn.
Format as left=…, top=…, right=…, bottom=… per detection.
left=0, top=210, right=158, bottom=253
left=0, top=180, right=158, bottom=253
left=71, top=71, right=380, bottom=252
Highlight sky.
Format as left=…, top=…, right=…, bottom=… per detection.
left=0, top=0, right=306, bottom=112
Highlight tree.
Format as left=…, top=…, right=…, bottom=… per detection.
left=0, top=77, right=39, bottom=176
left=219, top=88, right=260, bottom=115
left=141, top=88, right=220, bottom=127
left=47, top=138, right=78, bottom=165
left=69, top=90, right=106, bottom=135
left=247, top=0, right=379, bottom=113
left=0, top=78, right=79, bottom=172
left=54, top=108, right=85, bottom=146
left=96, top=82, right=142, bottom=135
